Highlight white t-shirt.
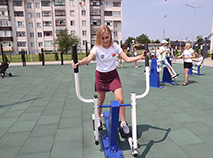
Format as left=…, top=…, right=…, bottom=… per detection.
left=183, top=48, right=194, bottom=63
left=194, top=56, right=204, bottom=66
left=90, top=43, right=122, bottom=72
left=158, top=46, right=167, bottom=61
left=156, top=49, right=160, bottom=59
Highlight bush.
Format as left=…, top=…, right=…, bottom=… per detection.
left=54, top=53, right=59, bottom=61
left=38, top=53, right=42, bottom=61
left=3, top=54, right=8, bottom=62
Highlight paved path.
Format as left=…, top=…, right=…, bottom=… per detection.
left=0, top=61, right=213, bottom=158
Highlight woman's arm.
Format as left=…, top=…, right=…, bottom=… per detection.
left=72, top=53, right=95, bottom=68
left=184, top=52, right=196, bottom=59
left=176, top=53, right=184, bottom=59
left=119, top=51, right=145, bottom=63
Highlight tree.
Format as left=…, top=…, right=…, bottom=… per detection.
left=196, top=35, right=204, bottom=43
left=135, top=34, right=150, bottom=44
left=151, top=39, right=160, bottom=43
left=54, top=28, right=80, bottom=54
left=124, top=37, right=135, bottom=47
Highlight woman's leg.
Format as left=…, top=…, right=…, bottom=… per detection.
left=113, top=88, right=125, bottom=122
left=97, top=92, right=105, bottom=118
left=166, top=66, right=174, bottom=77
left=184, top=68, right=190, bottom=83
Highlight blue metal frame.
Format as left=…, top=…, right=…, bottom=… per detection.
left=101, top=101, right=131, bottom=158
left=189, top=66, right=200, bottom=75
left=150, top=58, right=163, bottom=89
left=161, top=57, right=175, bottom=85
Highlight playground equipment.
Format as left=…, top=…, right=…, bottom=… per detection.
left=150, top=57, right=178, bottom=88
left=72, top=44, right=150, bottom=157
left=188, top=59, right=204, bottom=75
left=0, top=43, right=12, bottom=78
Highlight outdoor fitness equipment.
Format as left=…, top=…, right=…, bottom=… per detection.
left=72, top=44, right=150, bottom=157
left=150, top=57, right=177, bottom=88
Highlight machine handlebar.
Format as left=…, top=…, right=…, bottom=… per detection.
left=72, top=44, right=79, bottom=73
left=144, top=43, right=149, bottom=67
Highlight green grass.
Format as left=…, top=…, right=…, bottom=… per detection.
left=0, top=53, right=88, bottom=63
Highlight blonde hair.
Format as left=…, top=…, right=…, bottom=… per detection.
left=185, top=43, right=191, bottom=48
left=95, top=25, right=113, bottom=46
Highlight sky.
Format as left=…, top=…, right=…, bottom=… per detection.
left=122, top=0, right=213, bottom=42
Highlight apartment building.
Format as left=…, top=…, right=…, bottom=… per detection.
left=0, top=0, right=122, bottom=54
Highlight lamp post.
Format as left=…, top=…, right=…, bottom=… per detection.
left=185, top=4, right=203, bottom=48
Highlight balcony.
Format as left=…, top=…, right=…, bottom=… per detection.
left=0, top=37, right=13, bottom=41
left=0, top=26, right=12, bottom=31
left=55, top=10, right=66, bottom=16
left=0, top=0, right=8, bottom=5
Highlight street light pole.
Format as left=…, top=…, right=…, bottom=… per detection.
left=185, top=4, right=203, bottom=48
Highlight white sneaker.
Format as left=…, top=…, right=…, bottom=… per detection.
left=120, top=121, right=130, bottom=134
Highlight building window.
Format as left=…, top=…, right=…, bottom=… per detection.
left=0, top=0, right=7, bottom=5
left=104, top=11, right=112, bottom=16
left=36, top=13, right=40, bottom=18
left=41, top=1, right=50, bottom=6
left=0, top=11, right=6, bottom=16
left=70, top=20, right=75, bottom=26
left=104, top=21, right=112, bottom=26
left=83, top=40, right=87, bottom=45
left=42, top=11, right=51, bottom=17
left=13, top=1, right=22, bottom=6
left=71, top=30, right=75, bottom=35
left=105, top=1, right=113, bottom=7
left=0, top=31, right=11, bottom=37
left=43, top=21, right=51, bottom=27
left=37, top=23, right=41, bottom=28
left=70, top=0, right=74, bottom=6
left=30, top=32, right=34, bottom=37
left=81, top=0, right=86, bottom=6
left=114, top=31, right=118, bottom=37
left=82, top=30, right=87, bottom=36
left=114, top=21, right=119, bottom=27
left=81, top=10, right=86, bottom=16
left=2, top=42, right=12, bottom=48
left=56, top=20, right=66, bottom=26
left=14, top=11, right=24, bottom=17
left=113, top=11, right=121, bottom=16
left=28, top=13, right=33, bottom=18
left=17, top=42, right=26, bottom=47
left=38, top=32, right=42, bottom=37
left=31, top=42, right=35, bottom=47
left=90, top=0, right=100, bottom=6
left=29, top=22, right=33, bottom=28
left=44, top=31, right=52, bottom=36
left=113, top=2, right=121, bottom=7
left=0, top=20, right=9, bottom=26
left=38, top=42, right=43, bottom=47
left=55, top=10, right=66, bottom=16
left=91, top=9, right=100, bottom=16
left=82, top=20, right=86, bottom=26
left=91, top=19, right=101, bottom=26
left=27, top=3, right=32, bottom=8
left=70, top=10, right=75, bottom=16
left=16, top=21, right=25, bottom=27
left=16, top=31, right=25, bottom=37
left=35, top=2, right=40, bottom=8
left=44, top=41, right=53, bottom=46
left=55, top=0, right=65, bottom=6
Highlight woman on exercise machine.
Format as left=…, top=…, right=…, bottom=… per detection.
left=72, top=25, right=145, bottom=138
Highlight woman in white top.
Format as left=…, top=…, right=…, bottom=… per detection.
left=72, top=25, right=145, bottom=138
left=177, top=43, right=196, bottom=86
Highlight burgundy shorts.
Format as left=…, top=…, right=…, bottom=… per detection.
left=95, top=69, right=122, bottom=92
